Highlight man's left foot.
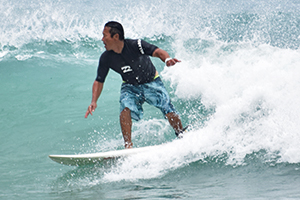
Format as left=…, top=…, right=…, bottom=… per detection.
left=175, top=125, right=189, bottom=138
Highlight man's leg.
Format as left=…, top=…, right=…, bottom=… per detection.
left=166, top=112, right=183, bottom=134
left=120, top=107, right=133, bottom=148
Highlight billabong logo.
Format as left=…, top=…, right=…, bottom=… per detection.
left=121, top=66, right=132, bottom=73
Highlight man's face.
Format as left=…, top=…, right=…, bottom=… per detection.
left=102, top=26, right=115, bottom=51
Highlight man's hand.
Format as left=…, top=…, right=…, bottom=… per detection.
left=85, top=81, right=103, bottom=118
left=85, top=102, right=97, bottom=118
left=152, top=48, right=181, bottom=67
left=165, top=58, right=181, bottom=67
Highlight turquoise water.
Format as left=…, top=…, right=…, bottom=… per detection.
left=1, top=0, right=300, bottom=199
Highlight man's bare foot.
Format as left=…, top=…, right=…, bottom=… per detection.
left=125, top=142, right=133, bottom=149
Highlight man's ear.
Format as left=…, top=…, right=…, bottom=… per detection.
left=113, top=33, right=120, bottom=40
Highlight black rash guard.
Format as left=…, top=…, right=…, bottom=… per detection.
left=96, top=39, right=158, bottom=85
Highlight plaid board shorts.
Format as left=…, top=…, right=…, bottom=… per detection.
left=119, top=77, right=178, bottom=121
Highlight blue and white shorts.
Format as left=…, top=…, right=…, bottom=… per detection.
left=119, top=77, right=178, bottom=121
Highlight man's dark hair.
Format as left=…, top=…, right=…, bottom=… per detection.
left=105, top=21, right=125, bottom=41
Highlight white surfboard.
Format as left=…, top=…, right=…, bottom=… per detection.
left=49, top=126, right=190, bottom=166
left=49, top=145, right=158, bottom=166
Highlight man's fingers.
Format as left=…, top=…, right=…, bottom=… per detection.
left=84, top=111, right=89, bottom=118
left=84, top=106, right=93, bottom=118
left=174, top=58, right=181, bottom=63
left=167, top=58, right=181, bottom=66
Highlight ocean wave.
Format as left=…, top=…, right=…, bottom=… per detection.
left=1, top=0, right=299, bottom=50
left=0, top=37, right=104, bottom=61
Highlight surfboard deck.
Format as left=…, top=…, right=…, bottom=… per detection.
left=49, top=125, right=190, bottom=166
left=49, top=145, right=157, bottom=166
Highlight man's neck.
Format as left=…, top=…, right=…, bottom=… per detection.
left=113, top=40, right=124, bottom=54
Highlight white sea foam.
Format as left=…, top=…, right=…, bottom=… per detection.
left=100, top=41, right=300, bottom=181
left=163, top=42, right=300, bottom=163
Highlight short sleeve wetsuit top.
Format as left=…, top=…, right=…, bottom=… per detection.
left=96, top=39, right=158, bottom=85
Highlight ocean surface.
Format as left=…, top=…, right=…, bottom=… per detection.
left=1, top=0, right=300, bottom=199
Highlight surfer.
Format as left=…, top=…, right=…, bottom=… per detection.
left=85, top=21, right=185, bottom=148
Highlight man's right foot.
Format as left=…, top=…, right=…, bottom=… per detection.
left=125, top=142, right=133, bottom=149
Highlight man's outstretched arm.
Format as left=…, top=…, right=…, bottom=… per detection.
left=152, top=48, right=181, bottom=66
